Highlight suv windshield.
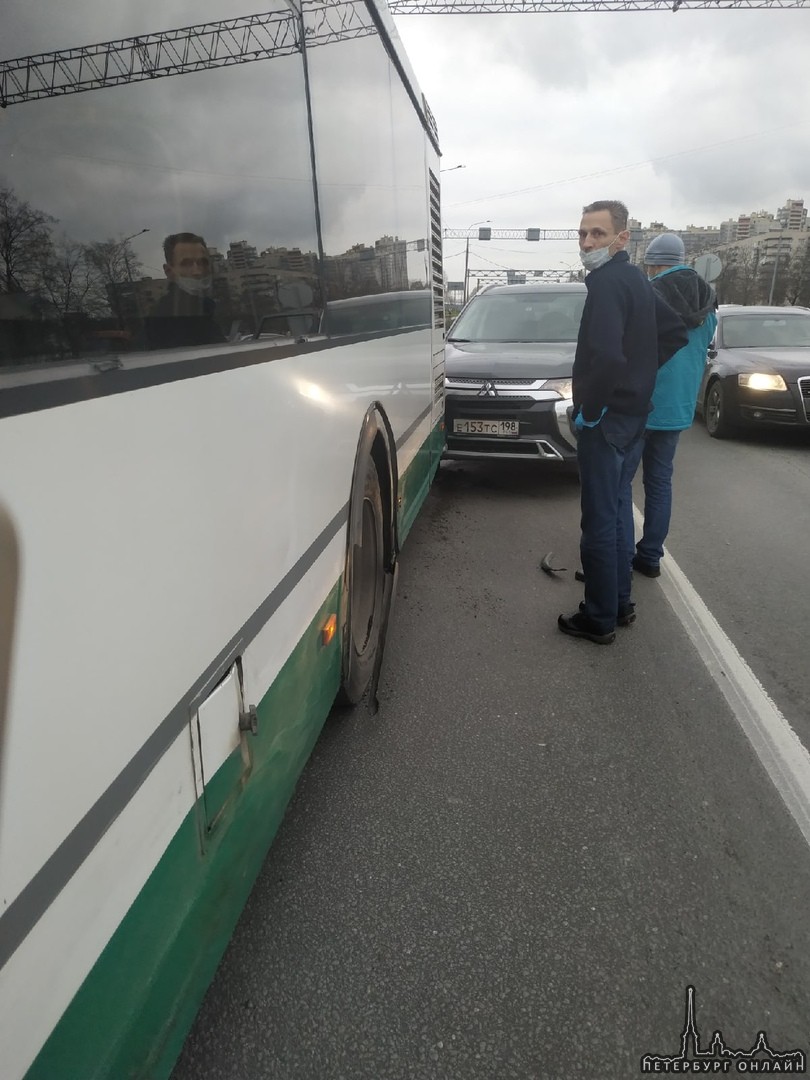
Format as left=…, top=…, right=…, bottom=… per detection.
left=449, top=290, right=585, bottom=343
left=722, top=314, right=810, bottom=349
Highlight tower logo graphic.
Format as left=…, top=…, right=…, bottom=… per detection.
left=641, top=986, right=806, bottom=1073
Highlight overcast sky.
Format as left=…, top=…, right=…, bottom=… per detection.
left=393, top=7, right=810, bottom=283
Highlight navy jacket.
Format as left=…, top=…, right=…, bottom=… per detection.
left=573, top=251, right=688, bottom=420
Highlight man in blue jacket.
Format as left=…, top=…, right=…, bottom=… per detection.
left=558, top=201, right=687, bottom=645
left=624, top=233, right=717, bottom=578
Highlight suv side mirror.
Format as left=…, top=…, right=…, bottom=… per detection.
left=707, top=342, right=717, bottom=360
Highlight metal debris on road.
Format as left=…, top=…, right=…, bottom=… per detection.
left=540, top=552, right=568, bottom=575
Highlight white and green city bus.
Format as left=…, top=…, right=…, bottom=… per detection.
left=0, top=2, right=444, bottom=1076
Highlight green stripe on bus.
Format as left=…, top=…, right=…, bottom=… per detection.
left=399, top=417, right=443, bottom=544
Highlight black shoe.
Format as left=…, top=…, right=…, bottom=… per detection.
left=617, top=604, right=636, bottom=627
left=558, top=611, right=615, bottom=644
left=575, top=600, right=636, bottom=627
left=632, top=555, right=660, bottom=578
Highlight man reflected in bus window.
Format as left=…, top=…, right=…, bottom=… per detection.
left=145, top=232, right=225, bottom=349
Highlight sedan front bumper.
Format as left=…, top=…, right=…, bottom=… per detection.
left=734, top=376, right=810, bottom=427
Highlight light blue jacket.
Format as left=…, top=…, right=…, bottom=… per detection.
left=647, top=266, right=717, bottom=431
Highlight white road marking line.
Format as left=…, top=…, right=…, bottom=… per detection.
left=633, top=506, right=810, bottom=850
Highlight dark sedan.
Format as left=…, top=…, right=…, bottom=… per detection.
left=696, top=305, right=810, bottom=438
left=444, top=283, right=586, bottom=464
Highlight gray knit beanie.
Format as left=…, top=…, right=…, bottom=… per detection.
left=644, top=232, right=685, bottom=267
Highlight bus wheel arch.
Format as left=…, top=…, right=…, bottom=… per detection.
left=338, top=405, right=398, bottom=708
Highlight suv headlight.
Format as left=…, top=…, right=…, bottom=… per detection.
left=738, top=372, right=787, bottom=391
left=542, top=378, right=574, bottom=399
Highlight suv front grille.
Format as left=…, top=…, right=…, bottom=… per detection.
left=445, top=375, right=564, bottom=401
left=447, top=376, right=536, bottom=386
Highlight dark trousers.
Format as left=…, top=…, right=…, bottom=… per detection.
left=577, top=411, right=647, bottom=633
left=635, top=429, right=682, bottom=566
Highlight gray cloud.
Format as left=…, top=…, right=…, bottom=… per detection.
left=5, top=0, right=277, bottom=57
left=395, top=8, right=810, bottom=282
left=2, top=1, right=436, bottom=276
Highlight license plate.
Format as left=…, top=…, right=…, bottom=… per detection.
left=453, top=419, right=519, bottom=437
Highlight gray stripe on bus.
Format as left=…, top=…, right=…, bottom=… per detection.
left=0, top=502, right=349, bottom=973
left=396, top=404, right=432, bottom=450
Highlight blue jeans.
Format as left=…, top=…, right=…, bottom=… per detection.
left=577, top=411, right=647, bottom=633
left=631, top=429, right=681, bottom=567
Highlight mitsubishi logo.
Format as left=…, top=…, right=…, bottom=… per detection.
left=478, top=381, right=497, bottom=397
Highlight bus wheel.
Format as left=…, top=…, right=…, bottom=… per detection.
left=339, top=455, right=387, bottom=706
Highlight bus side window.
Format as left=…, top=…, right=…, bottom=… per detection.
left=0, top=30, right=323, bottom=367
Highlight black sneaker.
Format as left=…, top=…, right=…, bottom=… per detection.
left=632, top=555, right=660, bottom=578
left=558, top=611, right=615, bottom=645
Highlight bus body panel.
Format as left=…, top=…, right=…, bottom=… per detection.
left=0, top=336, right=435, bottom=1078
left=0, top=336, right=428, bottom=891
left=0, top=0, right=444, bottom=1074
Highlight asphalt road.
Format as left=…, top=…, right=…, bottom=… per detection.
left=172, top=424, right=810, bottom=1080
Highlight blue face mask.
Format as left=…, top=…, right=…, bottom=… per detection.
left=580, top=236, right=619, bottom=272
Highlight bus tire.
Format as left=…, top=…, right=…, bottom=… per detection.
left=338, top=453, right=388, bottom=706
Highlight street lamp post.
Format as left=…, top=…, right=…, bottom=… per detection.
left=768, top=228, right=786, bottom=306
left=120, top=228, right=150, bottom=283
left=629, top=227, right=645, bottom=266
left=463, top=219, right=489, bottom=305
left=118, top=228, right=150, bottom=322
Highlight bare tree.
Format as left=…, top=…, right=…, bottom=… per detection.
left=717, top=246, right=761, bottom=305
left=785, top=241, right=810, bottom=307
left=35, top=236, right=103, bottom=318
left=0, top=186, right=56, bottom=293
left=83, top=238, right=144, bottom=325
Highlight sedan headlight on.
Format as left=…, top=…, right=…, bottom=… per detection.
left=738, top=372, right=787, bottom=391
left=542, top=378, right=574, bottom=399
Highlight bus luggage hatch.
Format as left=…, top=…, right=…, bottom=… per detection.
left=189, top=662, right=253, bottom=838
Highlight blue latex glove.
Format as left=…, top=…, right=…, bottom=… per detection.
left=574, top=406, right=608, bottom=431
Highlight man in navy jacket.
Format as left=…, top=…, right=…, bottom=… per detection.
left=558, top=200, right=687, bottom=645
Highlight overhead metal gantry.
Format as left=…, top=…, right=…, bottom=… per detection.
left=0, top=2, right=376, bottom=108
left=445, top=228, right=580, bottom=240
left=390, top=0, right=807, bottom=11
left=465, top=269, right=579, bottom=282
left=2, top=0, right=806, bottom=107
